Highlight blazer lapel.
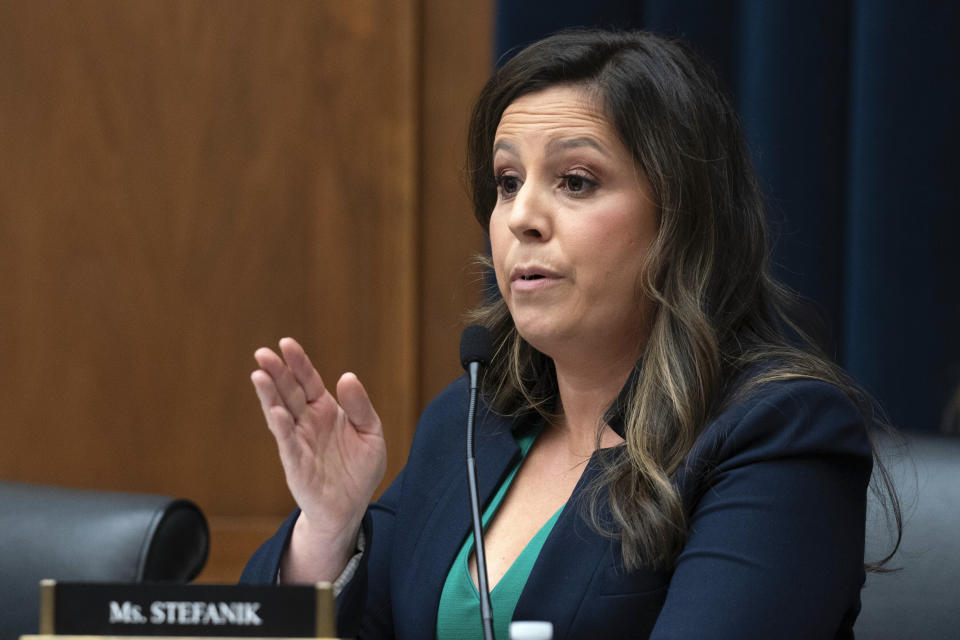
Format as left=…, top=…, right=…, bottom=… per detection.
left=513, top=452, right=612, bottom=637
left=394, top=408, right=520, bottom=640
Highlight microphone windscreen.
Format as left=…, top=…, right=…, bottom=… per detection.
left=460, top=325, right=494, bottom=370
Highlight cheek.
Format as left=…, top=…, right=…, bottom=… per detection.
left=488, top=211, right=511, bottom=294
left=572, top=224, right=647, bottom=302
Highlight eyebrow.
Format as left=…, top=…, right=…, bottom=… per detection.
left=545, top=136, right=610, bottom=156
left=491, top=136, right=610, bottom=158
left=492, top=139, right=518, bottom=155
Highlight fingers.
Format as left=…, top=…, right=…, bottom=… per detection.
left=336, top=372, right=382, bottom=436
left=254, top=344, right=310, bottom=417
left=250, top=369, right=294, bottom=437
left=251, top=370, right=308, bottom=471
left=278, top=337, right=326, bottom=403
left=251, top=339, right=381, bottom=439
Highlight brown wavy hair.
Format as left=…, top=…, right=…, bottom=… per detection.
left=465, top=29, right=900, bottom=571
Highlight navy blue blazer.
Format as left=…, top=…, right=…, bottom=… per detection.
left=241, top=375, right=871, bottom=639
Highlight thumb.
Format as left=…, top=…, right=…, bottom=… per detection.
left=336, top=372, right=381, bottom=435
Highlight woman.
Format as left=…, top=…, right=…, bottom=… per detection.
left=242, top=30, right=896, bottom=639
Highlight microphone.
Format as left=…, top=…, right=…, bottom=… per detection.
left=460, top=325, right=495, bottom=640
left=460, top=324, right=493, bottom=386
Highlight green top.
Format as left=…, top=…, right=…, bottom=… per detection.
left=435, top=425, right=564, bottom=640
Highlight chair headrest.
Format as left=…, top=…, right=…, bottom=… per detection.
left=0, top=482, right=209, bottom=640
left=856, top=433, right=960, bottom=638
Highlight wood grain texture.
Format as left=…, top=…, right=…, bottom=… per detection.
left=194, top=515, right=289, bottom=583
left=418, top=0, right=492, bottom=408
left=0, top=0, right=490, bottom=581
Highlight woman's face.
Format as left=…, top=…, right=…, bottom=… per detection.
left=489, top=85, right=658, bottom=365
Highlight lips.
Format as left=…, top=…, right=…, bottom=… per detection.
left=509, top=265, right=562, bottom=292
left=511, top=265, right=561, bottom=280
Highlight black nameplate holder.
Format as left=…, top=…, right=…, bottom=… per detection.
left=36, top=581, right=335, bottom=638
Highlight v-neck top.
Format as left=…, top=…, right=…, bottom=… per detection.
left=435, top=423, right=564, bottom=640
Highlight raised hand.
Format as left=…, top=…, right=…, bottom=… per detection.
left=250, top=337, right=387, bottom=582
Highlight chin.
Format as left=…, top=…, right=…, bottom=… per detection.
left=511, top=317, right=567, bottom=359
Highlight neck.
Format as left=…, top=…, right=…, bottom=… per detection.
left=551, top=348, right=636, bottom=450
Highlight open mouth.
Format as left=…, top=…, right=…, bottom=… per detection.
left=511, top=266, right=560, bottom=285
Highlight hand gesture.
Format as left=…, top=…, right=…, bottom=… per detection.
left=250, top=338, right=386, bottom=576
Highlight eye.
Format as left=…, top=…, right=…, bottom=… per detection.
left=495, top=174, right=522, bottom=198
left=560, top=172, right=597, bottom=195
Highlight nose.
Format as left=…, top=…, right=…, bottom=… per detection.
left=508, top=178, right=551, bottom=241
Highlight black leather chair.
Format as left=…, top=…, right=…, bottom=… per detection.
left=0, top=482, right=209, bottom=640
left=855, top=433, right=960, bottom=639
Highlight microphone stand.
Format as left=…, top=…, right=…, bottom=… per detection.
left=466, top=359, right=496, bottom=640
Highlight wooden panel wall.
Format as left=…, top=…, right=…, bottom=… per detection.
left=419, top=1, right=493, bottom=405
left=0, top=0, right=491, bottom=582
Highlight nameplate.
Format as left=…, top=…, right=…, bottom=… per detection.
left=42, top=582, right=333, bottom=637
